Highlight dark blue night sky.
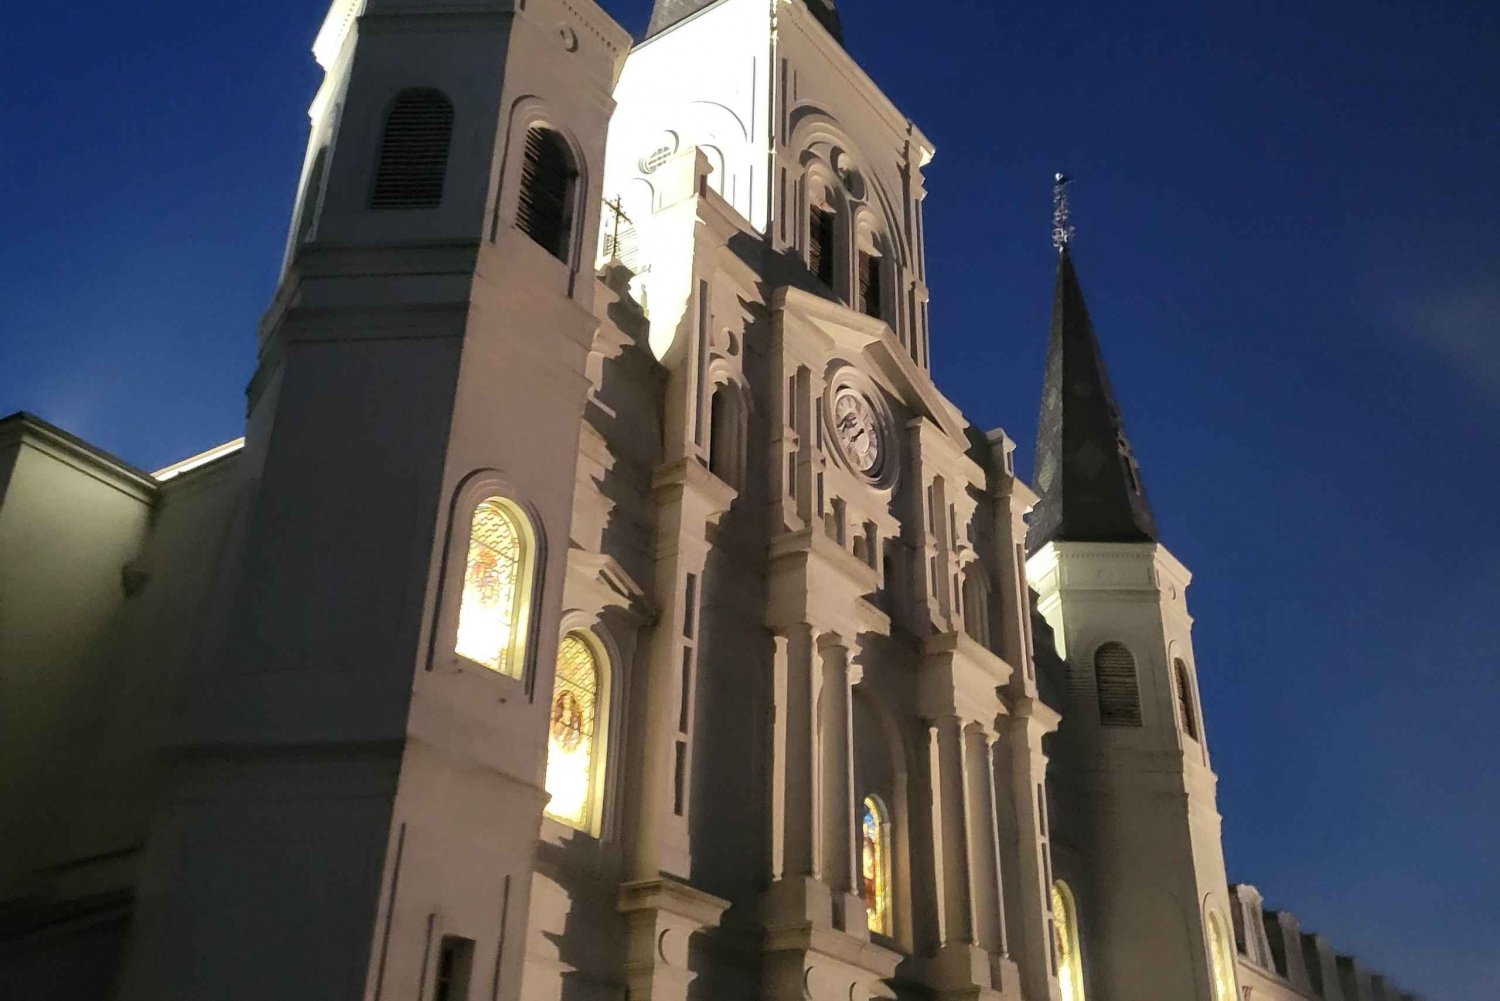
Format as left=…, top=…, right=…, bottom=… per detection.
left=2, top=1, right=1495, bottom=996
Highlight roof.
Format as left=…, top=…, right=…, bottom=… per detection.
left=645, top=0, right=841, bottom=42
left=1026, top=248, right=1159, bottom=554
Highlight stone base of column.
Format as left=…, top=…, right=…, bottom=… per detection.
left=926, top=943, right=1025, bottom=1001
left=618, top=877, right=731, bottom=1001
left=762, top=877, right=900, bottom=1001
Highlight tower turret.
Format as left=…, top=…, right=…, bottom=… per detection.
left=1026, top=180, right=1239, bottom=1001
left=1027, top=178, right=1157, bottom=555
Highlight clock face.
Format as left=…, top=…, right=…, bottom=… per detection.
left=833, top=389, right=883, bottom=475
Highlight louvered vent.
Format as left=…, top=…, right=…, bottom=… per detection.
left=370, top=89, right=453, bottom=210
left=859, top=251, right=882, bottom=319
left=1094, top=642, right=1142, bottom=727
left=1174, top=658, right=1198, bottom=739
left=517, top=127, right=575, bottom=260
left=809, top=206, right=835, bottom=288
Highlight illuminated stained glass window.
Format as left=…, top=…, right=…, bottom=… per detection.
left=861, top=795, right=892, bottom=936
left=1051, top=880, right=1086, bottom=1001
left=455, top=498, right=529, bottom=677
left=545, top=633, right=601, bottom=829
left=1208, top=911, right=1236, bottom=1001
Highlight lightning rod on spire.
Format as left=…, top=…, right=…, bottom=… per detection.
left=1052, top=172, right=1074, bottom=252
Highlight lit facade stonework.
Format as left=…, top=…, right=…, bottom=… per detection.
left=0, top=1, right=1420, bottom=1000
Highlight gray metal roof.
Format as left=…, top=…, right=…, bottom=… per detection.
left=1026, top=248, right=1159, bottom=554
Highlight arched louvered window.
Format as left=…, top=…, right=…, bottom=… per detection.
left=370, top=88, right=454, bottom=210
left=1093, top=642, right=1142, bottom=727
left=293, top=146, right=329, bottom=248
left=1174, top=658, right=1199, bottom=740
left=517, top=126, right=576, bottom=260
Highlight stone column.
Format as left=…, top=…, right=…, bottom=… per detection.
left=931, top=714, right=975, bottom=949
left=770, top=623, right=821, bottom=882
left=818, top=633, right=867, bottom=931
left=1000, top=700, right=1062, bottom=1001
left=967, top=727, right=1007, bottom=959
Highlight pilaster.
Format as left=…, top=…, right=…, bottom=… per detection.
left=618, top=877, right=731, bottom=1001
left=634, top=457, right=737, bottom=881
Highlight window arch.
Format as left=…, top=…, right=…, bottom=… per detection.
left=517, top=125, right=577, bottom=260
left=860, top=794, right=892, bottom=936
left=1051, top=880, right=1086, bottom=1001
left=1174, top=658, right=1199, bottom=740
left=1208, top=910, right=1237, bottom=1001
left=1094, top=642, right=1142, bottom=727
left=455, top=497, right=535, bottom=678
left=370, top=88, right=453, bottom=210
left=545, top=632, right=604, bottom=829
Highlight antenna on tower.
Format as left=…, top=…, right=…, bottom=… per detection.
left=1052, top=172, right=1074, bottom=252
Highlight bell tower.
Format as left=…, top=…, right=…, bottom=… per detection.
left=1025, top=182, right=1238, bottom=1001
left=114, top=0, right=629, bottom=999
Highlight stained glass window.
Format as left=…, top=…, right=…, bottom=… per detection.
left=1052, top=881, right=1086, bottom=1001
left=861, top=795, right=891, bottom=936
left=545, top=633, right=601, bottom=828
left=1208, top=912, right=1236, bottom=1001
left=455, top=498, right=529, bottom=677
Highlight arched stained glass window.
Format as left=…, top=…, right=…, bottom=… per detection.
left=1051, top=880, right=1086, bottom=1001
left=545, top=633, right=601, bottom=829
left=1208, top=911, right=1236, bottom=1001
left=455, top=498, right=531, bottom=677
left=861, top=795, right=892, bottom=936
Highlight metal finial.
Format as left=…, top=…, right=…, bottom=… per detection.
left=1052, top=172, right=1074, bottom=251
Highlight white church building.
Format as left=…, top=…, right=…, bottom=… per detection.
left=0, top=0, right=1421, bottom=999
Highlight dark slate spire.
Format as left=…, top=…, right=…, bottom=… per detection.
left=1027, top=179, right=1159, bottom=555
left=646, top=0, right=840, bottom=42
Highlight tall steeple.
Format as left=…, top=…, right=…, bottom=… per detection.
left=646, top=0, right=841, bottom=42
left=1027, top=176, right=1158, bottom=554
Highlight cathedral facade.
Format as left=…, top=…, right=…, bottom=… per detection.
left=0, top=1, right=1419, bottom=1000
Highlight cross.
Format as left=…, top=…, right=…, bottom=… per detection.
left=1052, top=172, right=1074, bottom=251
left=602, top=195, right=632, bottom=261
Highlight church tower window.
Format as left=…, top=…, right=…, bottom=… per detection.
left=370, top=88, right=453, bottom=210
left=455, top=497, right=534, bottom=678
left=545, top=632, right=604, bottom=829
left=859, top=250, right=882, bottom=319
left=1093, top=642, right=1143, bottom=727
left=1051, top=881, right=1086, bottom=1001
left=1174, top=658, right=1199, bottom=740
left=517, top=126, right=577, bottom=260
left=861, top=795, right=892, bottom=936
left=809, top=204, right=836, bottom=289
